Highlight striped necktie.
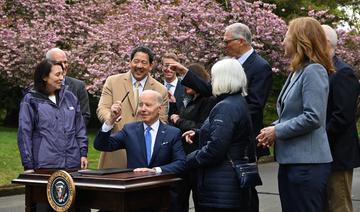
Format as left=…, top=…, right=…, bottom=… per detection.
left=134, top=81, right=141, bottom=112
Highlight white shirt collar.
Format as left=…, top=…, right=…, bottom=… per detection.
left=238, top=48, right=254, bottom=65
left=131, top=74, right=148, bottom=88
left=143, top=119, right=160, bottom=132
left=164, top=77, right=178, bottom=87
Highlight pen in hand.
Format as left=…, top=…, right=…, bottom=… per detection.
left=115, top=91, right=130, bottom=123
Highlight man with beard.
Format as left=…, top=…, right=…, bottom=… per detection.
left=97, top=46, right=169, bottom=169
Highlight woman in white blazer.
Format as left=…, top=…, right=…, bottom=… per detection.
left=256, top=17, right=335, bottom=212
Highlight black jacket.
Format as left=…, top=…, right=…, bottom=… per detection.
left=174, top=95, right=216, bottom=154
left=186, top=93, right=254, bottom=209
left=64, top=76, right=91, bottom=126
left=326, top=56, right=360, bottom=170
left=182, top=51, right=272, bottom=157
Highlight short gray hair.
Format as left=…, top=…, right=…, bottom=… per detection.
left=141, top=90, right=163, bottom=105
left=225, top=23, right=252, bottom=44
left=45, top=48, right=66, bottom=60
left=322, top=25, right=338, bottom=49
left=211, top=58, right=247, bottom=96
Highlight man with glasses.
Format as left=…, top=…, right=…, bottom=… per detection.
left=161, top=52, right=185, bottom=117
left=46, top=48, right=91, bottom=126
left=97, top=46, right=169, bottom=169
left=223, top=23, right=273, bottom=158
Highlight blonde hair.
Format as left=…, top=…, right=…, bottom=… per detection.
left=162, top=52, right=179, bottom=62
left=288, top=17, right=334, bottom=74
left=211, top=58, right=247, bottom=96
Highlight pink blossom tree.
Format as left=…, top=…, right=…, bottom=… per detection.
left=0, top=0, right=359, bottom=96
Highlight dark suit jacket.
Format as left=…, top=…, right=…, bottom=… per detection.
left=326, top=56, right=360, bottom=170
left=182, top=51, right=272, bottom=156
left=64, top=76, right=91, bottom=126
left=168, top=79, right=185, bottom=117
left=94, top=121, right=186, bottom=174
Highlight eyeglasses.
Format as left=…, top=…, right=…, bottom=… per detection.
left=223, top=38, right=239, bottom=45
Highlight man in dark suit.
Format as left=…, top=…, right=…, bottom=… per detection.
left=94, top=90, right=186, bottom=211
left=161, top=52, right=185, bottom=117
left=322, top=25, right=360, bottom=212
left=169, top=22, right=272, bottom=212
left=171, top=23, right=272, bottom=158
left=94, top=89, right=186, bottom=174
left=46, top=48, right=91, bottom=125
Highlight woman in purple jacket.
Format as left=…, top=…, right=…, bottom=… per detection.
left=18, top=59, right=88, bottom=172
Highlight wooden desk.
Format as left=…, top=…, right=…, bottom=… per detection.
left=12, top=170, right=180, bottom=211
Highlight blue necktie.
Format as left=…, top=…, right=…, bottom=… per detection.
left=166, top=83, right=173, bottom=91
left=145, top=126, right=152, bottom=165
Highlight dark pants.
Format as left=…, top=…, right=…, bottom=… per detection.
left=198, top=207, right=246, bottom=212
left=278, top=163, right=331, bottom=212
left=176, top=171, right=199, bottom=212
left=249, top=187, right=259, bottom=212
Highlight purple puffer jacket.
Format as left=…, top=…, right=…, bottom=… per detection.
left=17, top=86, right=88, bottom=169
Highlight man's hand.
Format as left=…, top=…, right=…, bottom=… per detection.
left=80, top=157, right=88, bottom=169
left=106, top=101, right=122, bottom=125
left=168, top=91, right=176, bottom=103
left=168, top=62, right=189, bottom=75
left=24, top=169, right=34, bottom=174
left=133, top=168, right=156, bottom=173
left=182, top=130, right=195, bottom=144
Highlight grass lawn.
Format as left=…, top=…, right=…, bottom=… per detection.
left=0, top=127, right=100, bottom=186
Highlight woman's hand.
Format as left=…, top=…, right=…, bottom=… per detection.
left=80, top=157, right=88, bottom=169
left=170, top=114, right=180, bottom=124
left=256, top=126, right=276, bottom=148
left=168, top=62, right=189, bottom=75
left=182, top=130, right=195, bottom=144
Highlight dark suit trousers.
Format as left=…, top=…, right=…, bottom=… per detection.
left=278, top=163, right=331, bottom=212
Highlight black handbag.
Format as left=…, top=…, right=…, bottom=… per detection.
left=228, top=158, right=262, bottom=188
left=227, top=147, right=263, bottom=188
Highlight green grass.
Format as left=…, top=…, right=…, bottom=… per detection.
left=0, top=127, right=99, bottom=186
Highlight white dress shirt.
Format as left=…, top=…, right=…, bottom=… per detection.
left=101, top=119, right=162, bottom=173
left=237, top=48, right=254, bottom=65
left=131, top=74, right=148, bottom=95
left=164, top=78, right=178, bottom=95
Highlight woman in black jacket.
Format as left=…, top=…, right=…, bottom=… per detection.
left=169, top=63, right=216, bottom=211
left=183, top=58, right=254, bottom=211
left=170, top=63, right=216, bottom=153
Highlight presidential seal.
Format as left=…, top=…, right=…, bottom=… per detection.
left=46, top=170, right=76, bottom=212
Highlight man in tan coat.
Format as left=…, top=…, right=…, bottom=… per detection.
left=97, top=46, right=168, bottom=168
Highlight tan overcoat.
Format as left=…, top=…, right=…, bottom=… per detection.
left=96, top=71, right=168, bottom=168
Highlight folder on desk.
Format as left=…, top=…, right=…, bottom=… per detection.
left=78, top=168, right=133, bottom=175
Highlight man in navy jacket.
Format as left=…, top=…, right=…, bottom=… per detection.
left=94, top=90, right=185, bottom=174
left=323, top=24, right=360, bottom=212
